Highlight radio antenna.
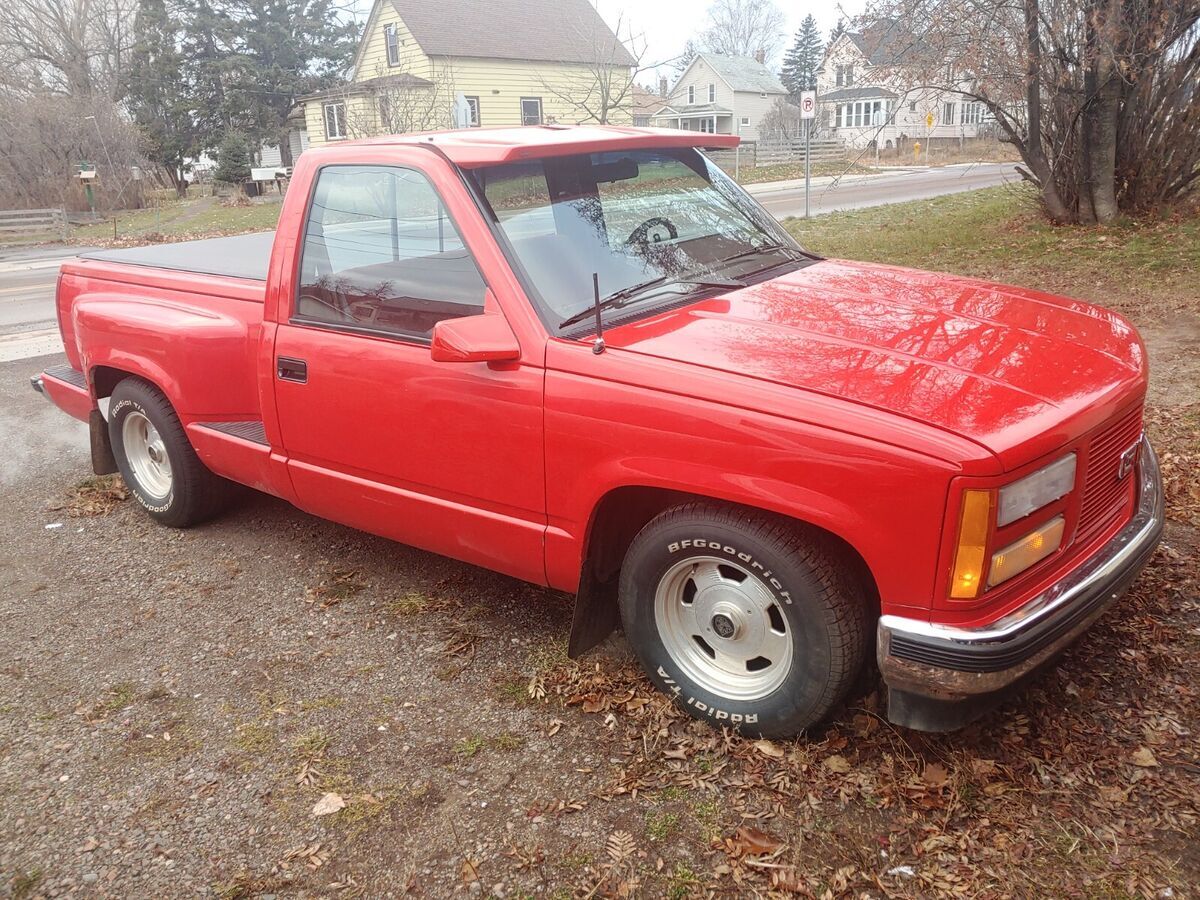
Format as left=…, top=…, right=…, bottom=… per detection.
left=591, top=272, right=605, bottom=355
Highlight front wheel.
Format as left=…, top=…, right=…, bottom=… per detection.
left=618, top=503, right=868, bottom=738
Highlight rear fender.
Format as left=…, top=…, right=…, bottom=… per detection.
left=73, top=293, right=258, bottom=417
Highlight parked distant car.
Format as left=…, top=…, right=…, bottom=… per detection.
left=33, top=126, right=1162, bottom=736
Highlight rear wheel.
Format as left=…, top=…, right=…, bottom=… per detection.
left=618, top=502, right=868, bottom=738
left=108, top=377, right=231, bottom=527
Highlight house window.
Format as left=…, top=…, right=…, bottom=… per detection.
left=465, top=96, right=481, bottom=127
left=740, top=116, right=750, bottom=126
left=699, top=116, right=715, bottom=133
left=909, top=101, right=917, bottom=112
left=961, top=100, right=983, bottom=125
left=942, top=102, right=955, bottom=125
left=687, top=85, right=695, bottom=104
left=708, top=83, right=715, bottom=103
left=520, top=97, right=543, bottom=126
left=836, top=64, right=855, bottom=87
left=384, top=23, right=401, bottom=67
left=323, top=101, right=347, bottom=140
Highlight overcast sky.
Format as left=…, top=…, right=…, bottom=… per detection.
left=347, top=0, right=867, bottom=84
left=592, top=0, right=868, bottom=81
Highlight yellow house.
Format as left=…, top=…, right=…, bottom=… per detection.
left=300, top=0, right=637, bottom=145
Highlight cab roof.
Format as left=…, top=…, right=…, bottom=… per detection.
left=310, top=125, right=740, bottom=168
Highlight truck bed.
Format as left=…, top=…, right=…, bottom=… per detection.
left=79, top=231, right=275, bottom=282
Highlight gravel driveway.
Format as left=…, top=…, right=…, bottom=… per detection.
left=2, top=353, right=1196, bottom=899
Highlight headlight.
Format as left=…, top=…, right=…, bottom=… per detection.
left=997, top=454, right=1076, bottom=527
left=949, top=454, right=1077, bottom=600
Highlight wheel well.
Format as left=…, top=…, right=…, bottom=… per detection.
left=91, top=365, right=141, bottom=400
left=569, top=487, right=881, bottom=656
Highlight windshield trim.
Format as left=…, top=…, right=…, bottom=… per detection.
left=463, top=148, right=819, bottom=338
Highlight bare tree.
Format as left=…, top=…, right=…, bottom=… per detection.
left=536, top=15, right=648, bottom=124
left=0, top=93, right=145, bottom=210
left=0, top=0, right=138, bottom=99
left=337, top=61, right=458, bottom=138
left=699, top=0, right=786, bottom=65
left=856, top=0, right=1200, bottom=222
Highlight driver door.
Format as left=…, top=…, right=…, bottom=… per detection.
left=271, top=162, right=547, bottom=584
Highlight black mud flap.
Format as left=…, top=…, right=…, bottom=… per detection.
left=90, top=409, right=117, bottom=476
left=567, top=570, right=619, bottom=658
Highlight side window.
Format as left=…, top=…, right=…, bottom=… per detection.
left=296, top=165, right=486, bottom=341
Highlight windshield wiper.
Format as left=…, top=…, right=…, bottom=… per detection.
left=719, top=242, right=808, bottom=268
left=559, top=275, right=743, bottom=330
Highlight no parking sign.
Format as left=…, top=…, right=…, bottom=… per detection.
left=800, top=90, right=817, bottom=119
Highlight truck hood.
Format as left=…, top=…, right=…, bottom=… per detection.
left=603, top=259, right=1146, bottom=468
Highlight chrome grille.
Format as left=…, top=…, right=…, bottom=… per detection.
left=1076, top=405, right=1143, bottom=544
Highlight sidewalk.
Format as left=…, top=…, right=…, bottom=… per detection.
left=743, top=168, right=913, bottom=196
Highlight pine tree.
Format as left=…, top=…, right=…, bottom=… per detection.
left=829, top=18, right=846, bottom=46
left=174, top=0, right=358, bottom=165
left=780, top=15, right=823, bottom=97
left=126, top=0, right=197, bottom=196
left=213, top=132, right=252, bottom=185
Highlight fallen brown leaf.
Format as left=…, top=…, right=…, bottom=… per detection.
left=312, top=792, right=346, bottom=817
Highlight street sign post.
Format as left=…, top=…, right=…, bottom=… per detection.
left=799, top=90, right=816, bottom=218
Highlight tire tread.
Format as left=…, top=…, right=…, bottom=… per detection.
left=619, top=501, right=869, bottom=734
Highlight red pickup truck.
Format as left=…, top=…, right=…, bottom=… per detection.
left=34, top=126, right=1162, bottom=736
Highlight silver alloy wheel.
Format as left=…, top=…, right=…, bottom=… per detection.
left=121, top=410, right=172, bottom=500
left=653, top=556, right=793, bottom=701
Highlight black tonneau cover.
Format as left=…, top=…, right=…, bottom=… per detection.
left=80, top=231, right=275, bottom=282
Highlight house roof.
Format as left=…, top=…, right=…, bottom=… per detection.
left=819, top=86, right=898, bottom=102
left=843, top=20, right=924, bottom=68
left=631, top=85, right=662, bottom=117
left=695, top=53, right=786, bottom=94
left=651, top=102, right=732, bottom=118
left=307, top=125, right=738, bottom=167
left=389, top=0, right=637, bottom=66
left=300, top=72, right=432, bottom=102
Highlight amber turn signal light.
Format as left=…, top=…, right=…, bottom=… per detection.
left=950, top=489, right=992, bottom=599
left=988, top=516, right=1066, bottom=588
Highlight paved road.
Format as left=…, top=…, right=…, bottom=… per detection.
left=0, top=163, right=1019, bottom=362
left=0, top=246, right=100, bottom=363
left=744, top=161, right=1020, bottom=218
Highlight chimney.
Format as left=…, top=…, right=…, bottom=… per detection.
left=659, top=75, right=668, bottom=96
left=754, top=48, right=765, bottom=65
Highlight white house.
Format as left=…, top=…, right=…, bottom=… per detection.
left=651, top=53, right=787, bottom=142
left=817, top=21, right=993, bottom=151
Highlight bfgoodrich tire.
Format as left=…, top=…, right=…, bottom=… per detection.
left=108, top=377, right=231, bottom=528
left=618, top=502, right=868, bottom=738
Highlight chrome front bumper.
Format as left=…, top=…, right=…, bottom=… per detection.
left=879, top=437, right=1164, bottom=730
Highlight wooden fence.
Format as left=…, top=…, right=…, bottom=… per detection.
left=754, top=138, right=846, bottom=166
left=0, top=208, right=69, bottom=242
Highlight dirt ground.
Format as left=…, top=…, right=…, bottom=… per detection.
left=1, top=255, right=1197, bottom=895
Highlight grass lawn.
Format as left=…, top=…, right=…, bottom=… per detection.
left=70, top=195, right=283, bottom=244
left=783, top=185, right=1199, bottom=321
left=735, top=158, right=873, bottom=184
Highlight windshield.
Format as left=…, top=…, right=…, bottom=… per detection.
left=470, top=148, right=808, bottom=330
